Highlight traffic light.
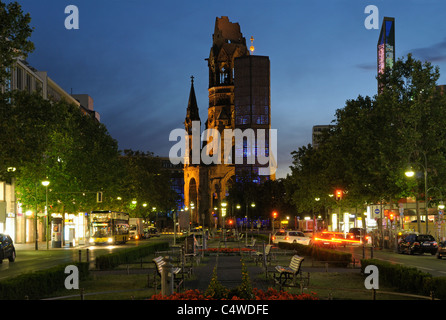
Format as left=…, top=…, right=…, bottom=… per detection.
left=272, top=211, right=278, bottom=219
left=335, top=189, right=343, bottom=201
left=389, top=212, right=395, bottom=222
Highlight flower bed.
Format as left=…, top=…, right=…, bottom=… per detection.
left=199, top=247, right=255, bottom=255
left=150, top=288, right=318, bottom=300
left=150, top=259, right=319, bottom=300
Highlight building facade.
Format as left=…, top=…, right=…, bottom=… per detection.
left=183, top=17, right=274, bottom=229
left=0, top=59, right=99, bottom=244
left=377, top=17, right=395, bottom=92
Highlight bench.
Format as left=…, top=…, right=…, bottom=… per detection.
left=152, top=256, right=184, bottom=292
left=246, top=238, right=256, bottom=248
left=254, top=244, right=273, bottom=266
left=273, top=255, right=309, bottom=290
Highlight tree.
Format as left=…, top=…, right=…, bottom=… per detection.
left=286, top=54, right=446, bottom=216
left=116, top=150, right=178, bottom=219
left=8, top=91, right=122, bottom=214
left=0, top=1, right=34, bottom=87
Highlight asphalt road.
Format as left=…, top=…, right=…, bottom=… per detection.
left=0, top=236, right=172, bottom=281
left=341, top=245, right=446, bottom=277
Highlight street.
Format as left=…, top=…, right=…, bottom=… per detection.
left=3, top=233, right=446, bottom=283
left=341, top=245, right=446, bottom=277
left=0, top=236, right=172, bottom=281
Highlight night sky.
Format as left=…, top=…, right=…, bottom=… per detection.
left=10, top=0, right=446, bottom=178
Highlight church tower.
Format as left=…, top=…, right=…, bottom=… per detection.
left=184, top=16, right=273, bottom=229
left=184, top=76, right=202, bottom=225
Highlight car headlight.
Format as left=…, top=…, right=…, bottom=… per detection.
left=89, top=238, right=95, bottom=243
left=107, top=237, right=113, bottom=243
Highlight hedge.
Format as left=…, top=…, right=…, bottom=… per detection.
left=361, top=259, right=446, bottom=299
left=95, top=241, right=169, bottom=270
left=277, top=242, right=352, bottom=267
left=0, top=262, right=89, bottom=300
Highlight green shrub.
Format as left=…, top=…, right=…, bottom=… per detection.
left=360, top=259, right=446, bottom=299
left=278, top=242, right=352, bottom=267
left=95, top=242, right=169, bottom=270
left=0, top=262, right=89, bottom=300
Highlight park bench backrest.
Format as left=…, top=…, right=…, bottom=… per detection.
left=289, top=255, right=304, bottom=274
left=265, top=244, right=272, bottom=255
left=153, top=256, right=165, bottom=276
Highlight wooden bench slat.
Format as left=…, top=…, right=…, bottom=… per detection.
left=273, top=255, right=306, bottom=289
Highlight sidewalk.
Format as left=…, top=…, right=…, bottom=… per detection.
left=14, top=241, right=89, bottom=251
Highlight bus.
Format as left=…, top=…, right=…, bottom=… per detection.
left=89, top=210, right=130, bottom=245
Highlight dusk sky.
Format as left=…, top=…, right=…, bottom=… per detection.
left=12, top=0, right=446, bottom=178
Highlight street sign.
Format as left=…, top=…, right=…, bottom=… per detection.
left=374, top=208, right=380, bottom=215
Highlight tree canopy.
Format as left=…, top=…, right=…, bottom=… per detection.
left=286, top=54, right=446, bottom=214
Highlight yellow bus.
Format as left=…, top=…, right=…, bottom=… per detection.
left=89, top=211, right=129, bottom=245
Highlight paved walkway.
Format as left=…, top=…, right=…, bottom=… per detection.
left=185, top=252, right=361, bottom=293
left=185, top=254, right=271, bottom=291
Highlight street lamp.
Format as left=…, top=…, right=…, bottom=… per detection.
left=405, top=167, right=415, bottom=177
left=405, top=151, right=428, bottom=233
left=41, top=180, right=50, bottom=250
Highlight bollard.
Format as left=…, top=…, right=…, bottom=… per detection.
left=86, top=249, right=90, bottom=265
left=78, top=250, right=82, bottom=262
left=161, top=256, right=173, bottom=296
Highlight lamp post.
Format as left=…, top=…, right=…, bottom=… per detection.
left=426, top=186, right=444, bottom=240
left=41, top=180, right=50, bottom=250
left=250, top=202, right=255, bottom=231
left=405, top=151, right=428, bottom=233
left=314, top=197, right=320, bottom=237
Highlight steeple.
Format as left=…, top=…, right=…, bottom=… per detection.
left=186, top=76, right=200, bottom=121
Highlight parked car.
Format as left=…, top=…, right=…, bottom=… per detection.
left=0, top=233, right=16, bottom=263
left=143, top=226, right=159, bottom=238
left=437, top=241, right=446, bottom=259
left=397, top=233, right=438, bottom=255
left=272, top=230, right=311, bottom=245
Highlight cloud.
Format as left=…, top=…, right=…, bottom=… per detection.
left=356, top=62, right=376, bottom=71
left=408, top=38, right=446, bottom=63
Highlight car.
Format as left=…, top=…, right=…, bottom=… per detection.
left=397, top=233, right=438, bottom=255
left=348, top=228, right=370, bottom=242
left=437, top=241, right=446, bottom=259
left=313, top=231, right=347, bottom=248
left=272, top=230, right=311, bottom=245
left=0, top=233, right=16, bottom=263
left=143, top=226, right=159, bottom=238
